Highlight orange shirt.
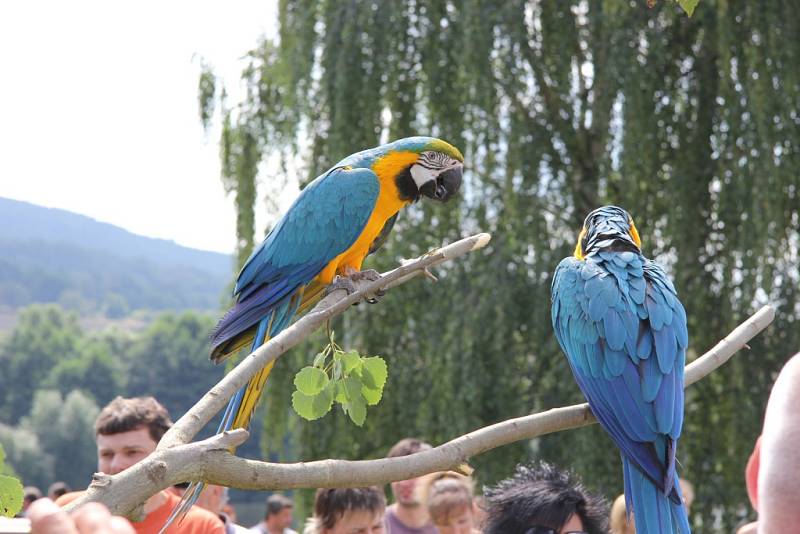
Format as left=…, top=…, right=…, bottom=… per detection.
left=57, top=490, right=225, bottom=534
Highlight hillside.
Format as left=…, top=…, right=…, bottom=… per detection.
left=0, top=198, right=233, bottom=317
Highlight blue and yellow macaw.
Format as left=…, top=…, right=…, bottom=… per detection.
left=165, top=136, right=463, bottom=527
left=551, top=206, right=691, bottom=534
left=212, top=136, right=463, bottom=431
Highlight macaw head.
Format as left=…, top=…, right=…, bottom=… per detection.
left=366, top=136, right=464, bottom=203
left=573, top=205, right=642, bottom=260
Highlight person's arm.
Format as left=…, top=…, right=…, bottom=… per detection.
left=758, top=354, right=800, bottom=531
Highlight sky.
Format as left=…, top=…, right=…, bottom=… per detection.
left=0, top=1, right=278, bottom=254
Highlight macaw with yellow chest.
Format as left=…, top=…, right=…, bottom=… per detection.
left=212, top=136, right=463, bottom=433
left=165, top=137, right=463, bottom=528
left=551, top=206, right=691, bottom=534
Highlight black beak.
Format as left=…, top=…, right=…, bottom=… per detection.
left=420, top=165, right=463, bottom=202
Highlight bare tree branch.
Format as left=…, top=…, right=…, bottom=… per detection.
left=68, top=302, right=774, bottom=516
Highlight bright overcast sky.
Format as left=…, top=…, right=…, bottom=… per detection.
left=0, top=1, right=278, bottom=254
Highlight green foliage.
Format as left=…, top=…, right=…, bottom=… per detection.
left=0, top=305, right=81, bottom=423
left=0, top=444, right=23, bottom=518
left=0, top=423, right=55, bottom=491
left=44, top=336, right=126, bottom=407
left=125, top=312, right=224, bottom=419
left=21, top=390, right=100, bottom=490
left=206, top=2, right=800, bottom=531
left=292, top=332, right=387, bottom=426
left=198, top=60, right=217, bottom=130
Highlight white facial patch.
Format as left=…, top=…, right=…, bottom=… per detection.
left=410, top=163, right=436, bottom=189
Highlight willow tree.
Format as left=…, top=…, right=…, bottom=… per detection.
left=200, top=1, right=800, bottom=531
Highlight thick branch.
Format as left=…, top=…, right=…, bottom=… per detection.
left=69, top=304, right=774, bottom=515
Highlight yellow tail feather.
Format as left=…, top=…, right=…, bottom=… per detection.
left=226, top=280, right=327, bottom=431
left=231, top=360, right=275, bottom=431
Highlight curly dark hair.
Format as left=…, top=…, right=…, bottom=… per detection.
left=483, top=461, right=609, bottom=534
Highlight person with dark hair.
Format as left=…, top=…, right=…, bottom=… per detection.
left=304, top=487, right=386, bottom=534
left=483, top=462, right=608, bottom=534
left=384, top=438, right=437, bottom=534
left=250, top=494, right=298, bottom=534
left=55, top=396, right=224, bottom=534
left=47, top=481, right=71, bottom=501
left=20, top=486, right=43, bottom=516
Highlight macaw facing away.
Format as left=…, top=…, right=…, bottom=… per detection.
left=165, top=136, right=463, bottom=528
left=550, top=206, right=691, bottom=534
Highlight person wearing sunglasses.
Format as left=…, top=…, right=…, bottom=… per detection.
left=482, top=461, right=608, bottom=534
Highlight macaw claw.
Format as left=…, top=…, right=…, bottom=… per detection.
left=327, top=269, right=386, bottom=304
left=325, top=275, right=358, bottom=297
left=350, top=269, right=386, bottom=303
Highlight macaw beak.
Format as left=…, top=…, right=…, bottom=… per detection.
left=420, top=164, right=463, bottom=202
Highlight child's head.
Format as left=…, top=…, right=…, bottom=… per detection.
left=314, top=487, right=386, bottom=534
left=424, top=473, right=477, bottom=534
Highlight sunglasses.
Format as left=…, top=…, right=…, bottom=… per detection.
left=524, top=527, right=588, bottom=534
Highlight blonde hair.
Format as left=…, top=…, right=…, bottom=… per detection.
left=609, top=494, right=635, bottom=534
left=421, top=472, right=475, bottom=525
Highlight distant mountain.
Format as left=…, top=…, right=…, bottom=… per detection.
left=0, top=197, right=234, bottom=315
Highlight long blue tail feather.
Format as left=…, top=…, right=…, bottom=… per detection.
left=623, top=456, right=690, bottom=534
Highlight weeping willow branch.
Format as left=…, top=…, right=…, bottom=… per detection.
left=68, top=302, right=774, bottom=516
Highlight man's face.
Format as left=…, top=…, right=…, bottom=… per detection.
left=323, top=509, right=385, bottom=534
left=96, top=427, right=157, bottom=475
left=390, top=477, right=421, bottom=507
left=275, top=507, right=293, bottom=528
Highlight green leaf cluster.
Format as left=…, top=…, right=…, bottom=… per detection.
left=292, top=332, right=387, bottom=427
left=0, top=444, right=23, bottom=518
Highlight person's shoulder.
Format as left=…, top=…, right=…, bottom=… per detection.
left=183, top=504, right=224, bottom=530
left=158, top=492, right=223, bottom=533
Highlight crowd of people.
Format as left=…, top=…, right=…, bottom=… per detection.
left=11, top=352, right=800, bottom=534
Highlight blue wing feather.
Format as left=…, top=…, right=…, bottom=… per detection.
left=552, top=255, right=687, bottom=497
left=211, top=166, right=379, bottom=350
